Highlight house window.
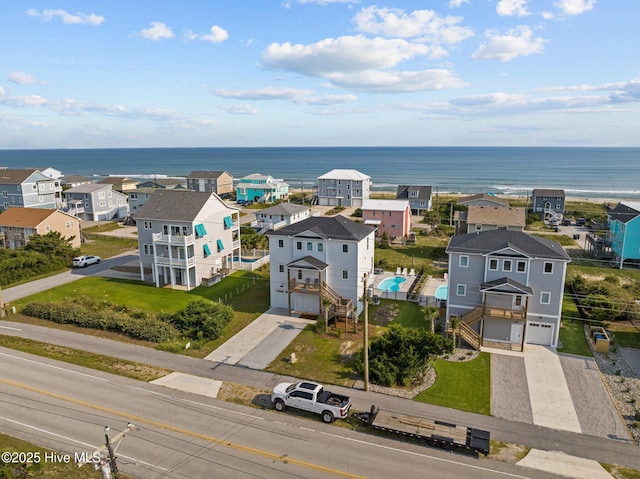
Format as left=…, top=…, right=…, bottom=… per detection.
left=307, top=242, right=313, bottom=251
left=489, top=258, right=498, bottom=270
left=203, top=244, right=211, bottom=257
left=517, top=261, right=526, bottom=273
left=342, top=244, right=348, bottom=253
left=216, top=239, right=224, bottom=252
left=130, top=194, right=137, bottom=200
left=347, top=184, right=350, bottom=190
left=279, top=265, right=284, bottom=273
left=1, top=192, right=6, bottom=198
left=44, top=225, right=50, bottom=232
left=456, top=284, right=466, bottom=296
left=298, top=270, right=303, bottom=280
left=296, top=241, right=302, bottom=250
left=475, top=224, right=482, bottom=231
left=143, top=244, right=154, bottom=255
left=544, top=262, right=553, bottom=274
left=459, top=255, right=469, bottom=268
left=317, top=243, right=323, bottom=252
left=98, top=191, right=105, bottom=199
left=278, top=239, right=284, bottom=248
left=144, top=221, right=152, bottom=229
left=503, top=260, right=512, bottom=272
left=540, top=292, right=551, bottom=304
left=515, top=296, right=522, bottom=306
left=342, top=270, right=348, bottom=280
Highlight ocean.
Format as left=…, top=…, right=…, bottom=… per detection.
left=0, top=146, right=638, bottom=200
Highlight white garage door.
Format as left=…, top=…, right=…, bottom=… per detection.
left=526, top=322, right=554, bottom=345
left=293, top=294, right=319, bottom=315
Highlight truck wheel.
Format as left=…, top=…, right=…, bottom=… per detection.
left=322, top=411, right=334, bottom=423
left=274, top=399, right=285, bottom=412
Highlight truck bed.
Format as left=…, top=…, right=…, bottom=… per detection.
left=318, top=390, right=350, bottom=408
left=353, top=406, right=490, bottom=456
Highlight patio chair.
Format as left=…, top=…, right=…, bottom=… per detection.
left=396, top=267, right=402, bottom=275
left=402, top=268, right=408, bottom=275
left=409, top=268, right=415, bottom=276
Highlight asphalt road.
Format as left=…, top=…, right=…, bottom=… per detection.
left=0, top=348, right=564, bottom=479
left=1, top=319, right=639, bottom=473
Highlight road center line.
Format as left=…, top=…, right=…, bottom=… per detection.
left=0, top=378, right=366, bottom=479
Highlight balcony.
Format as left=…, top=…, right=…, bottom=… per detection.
left=154, top=254, right=196, bottom=267
left=152, top=232, right=195, bottom=246
left=483, top=306, right=526, bottom=321
left=288, top=279, right=321, bottom=295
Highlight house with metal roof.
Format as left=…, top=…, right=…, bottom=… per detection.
left=186, top=170, right=233, bottom=196
left=396, top=185, right=432, bottom=215
left=0, top=169, right=59, bottom=212
left=445, top=229, right=570, bottom=350
left=316, top=169, right=371, bottom=208
left=0, top=207, right=81, bottom=249
left=251, top=202, right=311, bottom=233
left=267, top=215, right=376, bottom=318
left=361, top=199, right=412, bottom=239
left=136, top=190, right=241, bottom=290
left=607, top=201, right=640, bottom=268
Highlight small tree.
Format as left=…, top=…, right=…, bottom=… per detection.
left=162, top=300, right=234, bottom=341
left=379, top=231, right=390, bottom=249
left=422, top=306, right=439, bottom=334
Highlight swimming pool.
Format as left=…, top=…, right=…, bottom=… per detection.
left=435, top=285, right=448, bottom=300
left=377, top=276, right=407, bottom=292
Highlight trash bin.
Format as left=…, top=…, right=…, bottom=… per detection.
left=554, top=226, right=559, bottom=232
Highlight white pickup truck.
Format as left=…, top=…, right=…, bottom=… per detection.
left=271, top=381, right=352, bottom=423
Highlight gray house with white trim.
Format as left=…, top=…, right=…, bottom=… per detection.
left=0, top=169, right=58, bottom=212
left=63, top=183, right=128, bottom=221
left=445, top=230, right=570, bottom=349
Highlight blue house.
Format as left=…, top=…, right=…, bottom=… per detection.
left=236, top=174, right=289, bottom=204
left=608, top=202, right=640, bottom=268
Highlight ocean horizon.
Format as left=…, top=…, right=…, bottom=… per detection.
left=1, top=146, right=638, bottom=201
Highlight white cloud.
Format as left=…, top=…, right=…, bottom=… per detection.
left=294, top=94, right=357, bottom=105
left=138, top=22, right=174, bottom=40
left=263, top=35, right=443, bottom=77
left=554, top=0, right=596, bottom=16
left=9, top=71, right=46, bottom=85
left=327, top=69, right=468, bottom=93
left=472, top=26, right=546, bottom=62
left=219, top=104, right=258, bottom=115
left=353, top=6, right=473, bottom=44
left=215, top=87, right=316, bottom=100
left=27, top=9, right=104, bottom=25
left=496, top=0, right=531, bottom=17
left=0, top=86, right=5, bottom=95
left=186, top=25, right=229, bottom=43
left=449, top=0, right=469, bottom=7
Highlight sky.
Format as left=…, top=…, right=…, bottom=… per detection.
left=1, top=0, right=639, bottom=148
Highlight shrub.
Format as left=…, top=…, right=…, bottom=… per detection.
left=161, top=300, right=233, bottom=341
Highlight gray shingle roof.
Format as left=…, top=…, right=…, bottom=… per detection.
left=267, top=215, right=375, bottom=241
left=186, top=170, right=230, bottom=179
left=532, top=189, right=565, bottom=197
left=0, top=169, right=39, bottom=184
left=481, top=277, right=533, bottom=295
left=608, top=202, right=640, bottom=224
left=258, top=203, right=310, bottom=216
left=287, top=255, right=329, bottom=270
left=396, top=185, right=432, bottom=200
left=136, top=190, right=210, bottom=221
left=446, top=229, right=571, bottom=261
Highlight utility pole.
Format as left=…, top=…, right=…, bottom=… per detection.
left=105, top=426, right=120, bottom=479
left=363, top=273, right=369, bottom=392
left=79, top=424, right=133, bottom=479
left=0, top=285, right=4, bottom=318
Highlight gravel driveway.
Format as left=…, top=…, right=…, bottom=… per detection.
left=491, top=350, right=630, bottom=440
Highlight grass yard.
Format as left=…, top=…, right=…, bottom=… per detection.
left=367, top=299, right=427, bottom=329
left=80, top=234, right=138, bottom=258
left=610, top=329, right=640, bottom=349
left=374, top=235, right=449, bottom=276
left=558, top=319, right=593, bottom=357
left=414, top=353, right=491, bottom=415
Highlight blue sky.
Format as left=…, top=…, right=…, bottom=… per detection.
left=1, top=0, right=638, bottom=148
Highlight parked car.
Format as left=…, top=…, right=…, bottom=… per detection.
left=73, top=255, right=101, bottom=267
left=561, top=219, right=571, bottom=226
left=576, top=218, right=586, bottom=226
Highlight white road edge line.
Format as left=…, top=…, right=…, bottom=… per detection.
left=0, top=325, right=22, bottom=331
left=0, top=351, right=109, bottom=382
left=319, top=431, right=534, bottom=479
left=0, top=416, right=168, bottom=471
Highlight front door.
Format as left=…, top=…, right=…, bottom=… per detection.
left=510, top=323, right=523, bottom=343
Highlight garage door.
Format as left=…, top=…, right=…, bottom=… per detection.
left=526, top=322, right=554, bottom=345
left=292, top=294, right=319, bottom=315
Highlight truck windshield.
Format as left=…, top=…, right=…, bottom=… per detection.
left=285, top=384, right=297, bottom=393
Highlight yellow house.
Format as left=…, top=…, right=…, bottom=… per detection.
left=0, top=207, right=81, bottom=249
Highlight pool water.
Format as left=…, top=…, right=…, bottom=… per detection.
left=435, top=285, right=448, bottom=300
left=377, top=276, right=407, bottom=292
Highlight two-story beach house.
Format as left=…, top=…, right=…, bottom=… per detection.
left=395, top=185, right=432, bottom=215
left=267, top=216, right=376, bottom=319
left=236, top=174, right=289, bottom=204
left=361, top=199, right=412, bottom=239
left=137, top=178, right=187, bottom=189
left=128, top=188, right=157, bottom=217
left=0, top=169, right=58, bottom=212
left=186, top=171, right=233, bottom=196
left=445, top=230, right=570, bottom=350
left=316, top=169, right=371, bottom=208
left=455, top=205, right=526, bottom=234
left=0, top=207, right=81, bottom=249
left=136, top=190, right=241, bottom=290
left=251, top=203, right=311, bottom=233
left=63, top=184, right=129, bottom=221
left=97, top=176, right=138, bottom=194
left=607, top=201, right=640, bottom=268
left=531, top=189, right=566, bottom=224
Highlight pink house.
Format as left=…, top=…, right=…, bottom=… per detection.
left=361, top=199, right=412, bottom=239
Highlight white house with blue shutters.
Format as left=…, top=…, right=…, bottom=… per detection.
left=135, top=190, right=241, bottom=290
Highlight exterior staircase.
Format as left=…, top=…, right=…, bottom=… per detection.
left=451, top=305, right=484, bottom=350
left=321, top=282, right=353, bottom=319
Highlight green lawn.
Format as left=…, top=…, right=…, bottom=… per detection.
left=374, top=236, right=449, bottom=276
left=610, top=330, right=640, bottom=349
left=558, top=319, right=593, bottom=357
left=414, top=353, right=491, bottom=415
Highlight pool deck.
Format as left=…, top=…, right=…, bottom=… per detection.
left=422, top=276, right=447, bottom=297
left=372, top=271, right=414, bottom=294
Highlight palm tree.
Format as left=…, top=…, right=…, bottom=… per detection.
left=422, top=306, right=440, bottom=334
